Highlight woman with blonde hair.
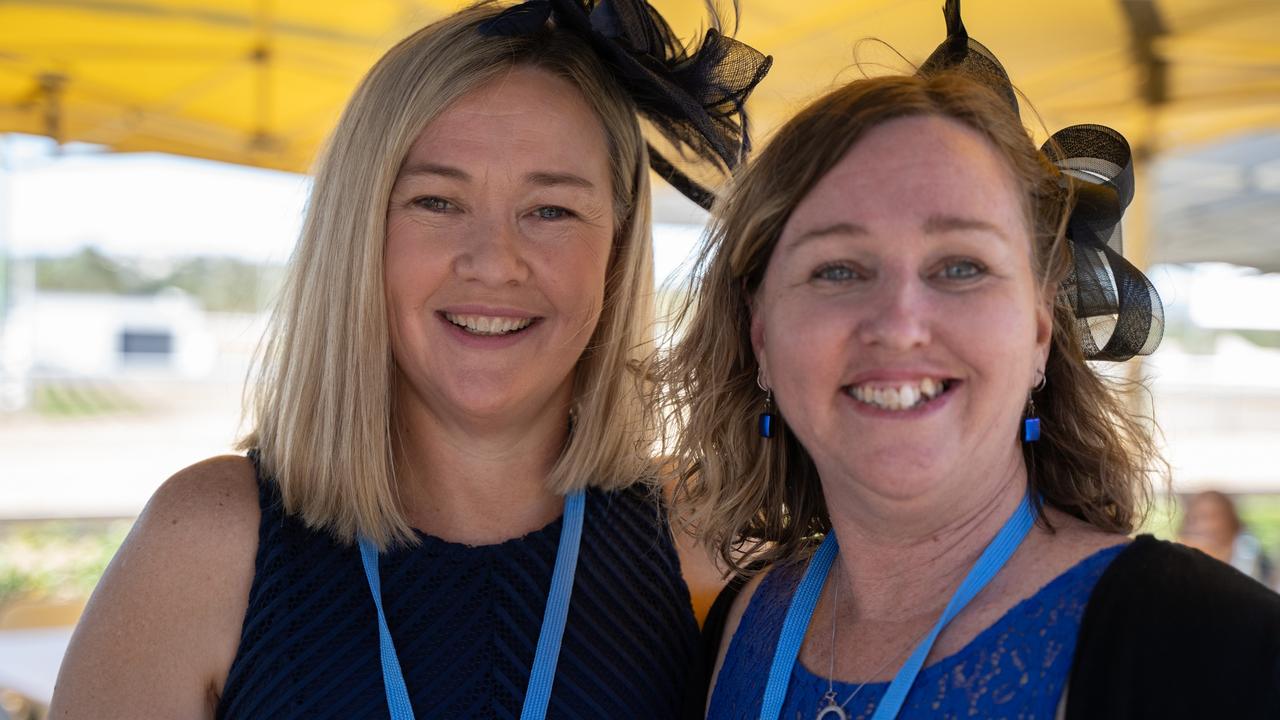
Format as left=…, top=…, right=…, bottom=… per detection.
left=50, top=1, right=769, bottom=717
left=660, top=3, right=1280, bottom=718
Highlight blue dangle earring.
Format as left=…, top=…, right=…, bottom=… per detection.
left=757, top=371, right=776, bottom=439
left=1023, top=371, right=1046, bottom=443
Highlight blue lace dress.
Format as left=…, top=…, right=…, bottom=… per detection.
left=708, top=544, right=1125, bottom=720
left=216, top=465, right=700, bottom=719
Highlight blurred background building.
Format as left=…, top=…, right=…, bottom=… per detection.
left=1, top=0, right=1279, bottom=713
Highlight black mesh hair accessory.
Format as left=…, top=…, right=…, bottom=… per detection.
left=918, top=0, right=1164, bottom=361
left=479, top=0, right=773, bottom=210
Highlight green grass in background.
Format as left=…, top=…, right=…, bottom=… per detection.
left=1143, top=494, right=1280, bottom=556
left=0, top=520, right=132, bottom=607
left=2, top=495, right=1277, bottom=611
left=31, top=382, right=141, bottom=418
left=1240, top=495, right=1280, bottom=553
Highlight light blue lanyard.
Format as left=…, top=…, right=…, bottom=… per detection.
left=759, top=494, right=1035, bottom=720
left=358, top=489, right=586, bottom=720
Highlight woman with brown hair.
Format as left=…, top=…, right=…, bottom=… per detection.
left=49, top=1, right=769, bottom=718
left=1180, top=490, right=1275, bottom=587
left=658, top=3, right=1280, bottom=718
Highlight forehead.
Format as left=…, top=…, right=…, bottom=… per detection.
left=401, top=65, right=611, bottom=174
left=780, top=115, right=1026, bottom=243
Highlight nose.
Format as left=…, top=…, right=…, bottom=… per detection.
left=855, top=271, right=931, bottom=351
left=453, top=214, right=531, bottom=287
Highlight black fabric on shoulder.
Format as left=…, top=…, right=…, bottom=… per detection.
left=220, top=457, right=700, bottom=719
left=1066, top=534, right=1280, bottom=719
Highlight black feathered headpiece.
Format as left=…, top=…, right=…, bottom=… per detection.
left=480, top=0, right=773, bottom=211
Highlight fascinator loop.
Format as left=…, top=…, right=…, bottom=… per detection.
left=1042, top=125, right=1163, bottom=360
left=479, top=0, right=773, bottom=210
left=918, top=0, right=1019, bottom=117
left=919, top=0, right=1164, bottom=361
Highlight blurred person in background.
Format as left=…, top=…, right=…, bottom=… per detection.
left=1180, top=490, right=1275, bottom=588
left=657, top=3, right=1280, bottom=718
left=48, top=1, right=768, bottom=718
left=0, top=688, right=42, bottom=720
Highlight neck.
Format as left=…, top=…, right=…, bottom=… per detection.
left=823, top=450, right=1028, bottom=624
left=392, top=382, right=572, bottom=545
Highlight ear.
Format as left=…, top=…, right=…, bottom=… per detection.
left=1033, top=287, right=1054, bottom=378
left=748, top=290, right=770, bottom=388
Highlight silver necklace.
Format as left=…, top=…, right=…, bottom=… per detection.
left=815, top=563, right=929, bottom=720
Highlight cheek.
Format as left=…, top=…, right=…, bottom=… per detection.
left=542, top=235, right=611, bottom=315
left=382, top=237, right=408, bottom=321
left=945, top=291, right=1040, bottom=389
left=383, top=226, right=449, bottom=322
left=383, top=258, right=419, bottom=315
left=762, top=293, right=853, bottom=389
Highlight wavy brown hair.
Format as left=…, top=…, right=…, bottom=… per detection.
left=655, top=72, right=1165, bottom=573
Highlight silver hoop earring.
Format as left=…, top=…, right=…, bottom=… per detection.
left=1023, top=370, right=1045, bottom=443
left=756, top=369, right=775, bottom=439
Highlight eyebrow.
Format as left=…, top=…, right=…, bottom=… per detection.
left=398, top=162, right=469, bottom=181
left=525, top=171, right=596, bottom=190
left=924, top=214, right=1009, bottom=240
left=784, top=222, right=868, bottom=253
left=396, top=164, right=596, bottom=190
left=786, top=214, right=1010, bottom=251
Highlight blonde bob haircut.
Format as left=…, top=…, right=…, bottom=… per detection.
left=239, top=1, right=656, bottom=550
left=658, top=72, right=1163, bottom=574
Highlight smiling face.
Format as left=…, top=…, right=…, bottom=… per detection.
left=751, top=114, right=1052, bottom=503
left=384, top=65, right=614, bottom=429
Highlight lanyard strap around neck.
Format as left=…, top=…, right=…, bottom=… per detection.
left=759, top=533, right=839, bottom=718
left=759, top=494, right=1036, bottom=720
left=357, top=489, right=587, bottom=720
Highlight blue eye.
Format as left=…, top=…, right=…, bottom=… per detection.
left=534, top=206, right=572, bottom=220
left=414, top=196, right=453, bottom=213
left=813, top=264, right=860, bottom=282
left=939, top=260, right=985, bottom=280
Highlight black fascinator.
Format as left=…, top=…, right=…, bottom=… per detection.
left=919, top=0, right=1164, bottom=361
left=479, top=0, right=773, bottom=210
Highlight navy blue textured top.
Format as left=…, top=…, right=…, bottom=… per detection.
left=216, top=463, right=700, bottom=719
left=708, top=544, right=1125, bottom=720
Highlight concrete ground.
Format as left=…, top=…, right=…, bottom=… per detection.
left=1, top=378, right=245, bottom=520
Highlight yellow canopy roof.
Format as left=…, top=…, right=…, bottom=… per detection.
left=3, top=0, right=1277, bottom=174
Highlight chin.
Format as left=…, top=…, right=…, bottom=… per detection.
left=831, top=453, right=952, bottom=500
left=415, top=370, right=513, bottom=413
left=447, top=389, right=526, bottom=419
left=867, top=472, right=950, bottom=502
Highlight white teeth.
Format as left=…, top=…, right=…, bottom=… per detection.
left=444, top=313, right=534, bottom=336
left=899, top=384, right=919, bottom=407
left=847, top=378, right=948, bottom=411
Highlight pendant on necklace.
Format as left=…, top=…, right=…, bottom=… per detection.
left=815, top=691, right=848, bottom=720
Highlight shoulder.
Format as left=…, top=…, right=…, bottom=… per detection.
left=647, top=481, right=731, bottom=625
left=146, top=454, right=263, bottom=535
left=591, top=482, right=676, bottom=547
left=607, top=480, right=732, bottom=625
left=682, top=567, right=764, bottom=720
left=714, top=568, right=768, bottom=663
left=1096, top=535, right=1280, bottom=621
left=1065, top=535, right=1280, bottom=719
left=127, top=455, right=263, bottom=574
left=701, top=560, right=789, bottom=704
left=50, top=455, right=261, bottom=718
